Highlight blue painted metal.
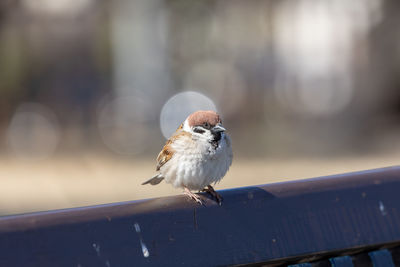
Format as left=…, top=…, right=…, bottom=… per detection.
left=1, top=167, right=400, bottom=266
left=369, top=249, right=395, bottom=267
left=329, top=255, right=353, bottom=267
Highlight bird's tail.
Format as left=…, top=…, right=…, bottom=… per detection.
left=142, top=174, right=164, bottom=185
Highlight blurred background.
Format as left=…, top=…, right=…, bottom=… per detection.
left=1, top=0, right=400, bottom=215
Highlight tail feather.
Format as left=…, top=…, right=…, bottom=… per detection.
left=142, top=174, right=164, bottom=185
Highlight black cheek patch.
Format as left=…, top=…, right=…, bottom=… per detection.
left=210, top=132, right=222, bottom=149
left=212, top=132, right=222, bottom=142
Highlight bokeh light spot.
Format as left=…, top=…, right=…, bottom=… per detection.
left=22, top=0, right=93, bottom=16
left=160, top=91, right=217, bottom=139
left=6, top=103, right=60, bottom=161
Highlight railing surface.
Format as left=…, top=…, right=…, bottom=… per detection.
left=1, top=167, right=400, bottom=266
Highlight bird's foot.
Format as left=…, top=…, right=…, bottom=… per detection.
left=183, top=187, right=203, bottom=205
left=202, top=185, right=223, bottom=205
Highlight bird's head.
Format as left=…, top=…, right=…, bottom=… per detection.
left=182, top=110, right=226, bottom=142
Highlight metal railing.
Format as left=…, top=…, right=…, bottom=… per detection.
left=1, top=166, right=400, bottom=266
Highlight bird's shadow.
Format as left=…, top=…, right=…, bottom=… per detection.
left=196, top=186, right=276, bottom=207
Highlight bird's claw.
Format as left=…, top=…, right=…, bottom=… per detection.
left=183, top=188, right=203, bottom=205
left=202, top=185, right=223, bottom=205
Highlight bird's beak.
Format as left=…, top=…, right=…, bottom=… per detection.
left=212, top=124, right=226, bottom=133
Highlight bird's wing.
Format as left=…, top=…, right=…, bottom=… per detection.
left=156, top=127, right=190, bottom=171
left=156, top=142, right=174, bottom=171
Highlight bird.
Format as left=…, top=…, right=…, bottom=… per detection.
left=142, top=110, right=232, bottom=205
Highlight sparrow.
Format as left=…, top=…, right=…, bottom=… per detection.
left=142, top=110, right=233, bottom=205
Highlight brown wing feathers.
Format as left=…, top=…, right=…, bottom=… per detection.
left=156, top=144, right=174, bottom=171
left=142, top=123, right=191, bottom=186
left=156, top=129, right=191, bottom=171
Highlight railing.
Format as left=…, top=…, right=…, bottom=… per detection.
left=1, top=167, right=400, bottom=266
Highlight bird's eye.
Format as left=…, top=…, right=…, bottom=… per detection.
left=203, top=122, right=210, bottom=129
